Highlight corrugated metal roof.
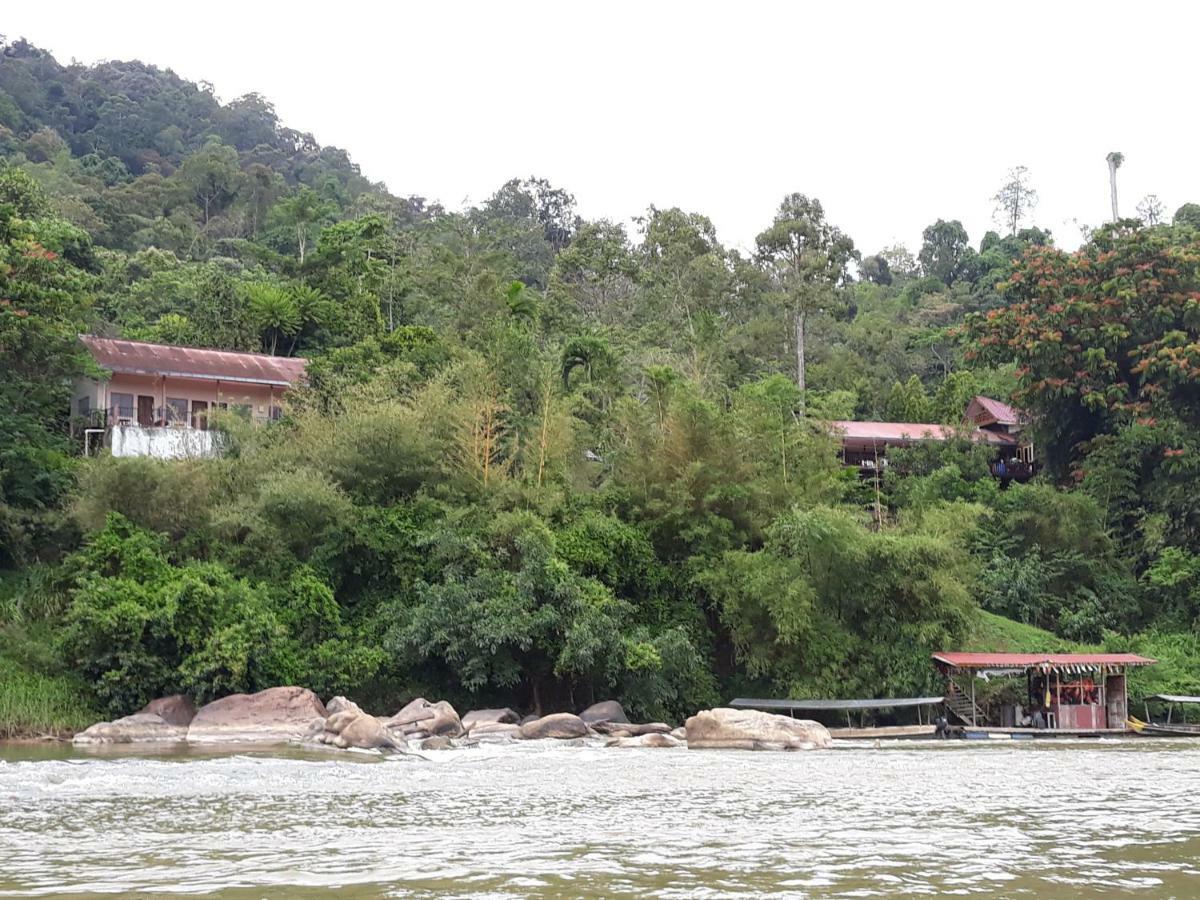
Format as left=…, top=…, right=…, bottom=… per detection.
left=933, top=652, right=1156, bottom=669
left=967, top=396, right=1023, bottom=426
left=1147, top=694, right=1200, bottom=704
left=832, top=421, right=1017, bottom=446
left=80, top=335, right=307, bottom=387
left=731, top=697, right=943, bottom=711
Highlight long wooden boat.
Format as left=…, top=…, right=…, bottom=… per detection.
left=1128, top=716, right=1200, bottom=737
left=829, top=724, right=937, bottom=740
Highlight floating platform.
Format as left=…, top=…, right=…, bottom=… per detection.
left=959, top=727, right=1131, bottom=740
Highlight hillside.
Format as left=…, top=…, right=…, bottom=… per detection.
left=3, top=37, right=1200, bottom=734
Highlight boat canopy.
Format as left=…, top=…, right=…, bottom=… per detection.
left=1146, top=694, right=1200, bottom=704
left=730, top=697, right=943, bottom=712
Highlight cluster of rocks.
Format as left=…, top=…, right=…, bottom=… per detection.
left=72, top=688, right=832, bottom=753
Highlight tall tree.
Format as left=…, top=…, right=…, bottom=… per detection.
left=992, top=166, right=1038, bottom=236
left=1106, top=152, right=1124, bottom=222
left=918, top=219, right=972, bottom=285
left=755, top=194, right=857, bottom=401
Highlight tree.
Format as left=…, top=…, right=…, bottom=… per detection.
left=1174, top=203, right=1200, bottom=229
left=965, top=223, right=1200, bottom=478
left=993, top=166, right=1038, bottom=236
left=1106, top=152, right=1124, bottom=222
left=756, top=194, right=858, bottom=400
left=176, top=140, right=240, bottom=227
left=1136, top=194, right=1164, bottom=226
left=271, top=187, right=333, bottom=264
left=858, top=254, right=893, bottom=285
left=244, top=282, right=300, bottom=355
left=918, top=219, right=972, bottom=285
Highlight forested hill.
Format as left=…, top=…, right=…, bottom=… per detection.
left=4, top=37, right=1200, bottom=733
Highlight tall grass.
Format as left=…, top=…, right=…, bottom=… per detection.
left=0, top=659, right=99, bottom=739
left=0, top=571, right=99, bottom=738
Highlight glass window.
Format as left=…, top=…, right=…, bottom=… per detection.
left=165, top=398, right=188, bottom=426
left=110, top=392, right=134, bottom=422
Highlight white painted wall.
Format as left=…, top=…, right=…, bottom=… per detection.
left=109, top=425, right=224, bottom=460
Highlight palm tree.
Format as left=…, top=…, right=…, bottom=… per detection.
left=1106, top=152, right=1124, bottom=222
left=245, top=283, right=301, bottom=355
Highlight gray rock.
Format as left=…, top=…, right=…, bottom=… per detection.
left=187, top=686, right=327, bottom=744
left=325, top=696, right=365, bottom=717
left=519, top=714, right=540, bottom=725
left=461, top=708, right=519, bottom=730
left=685, top=708, right=832, bottom=751
left=579, top=700, right=628, bottom=725
left=141, top=694, right=196, bottom=726
left=470, top=722, right=522, bottom=736
left=670, top=726, right=687, bottom=741
left=386, top=699, right=463, bottom=737
left=420, top=736, right=453, bottom=751
left=519, top=712, right=589, bottom=740
left=73, top=712, right=187, bottom=745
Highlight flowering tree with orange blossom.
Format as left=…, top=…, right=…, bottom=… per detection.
left=966, top=223, right=1200, bottom=562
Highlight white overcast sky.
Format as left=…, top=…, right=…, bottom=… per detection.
left=6, top=1, right=1197, bottom=255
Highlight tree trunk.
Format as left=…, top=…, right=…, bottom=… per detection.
left=794, top=307, right=806, bottom=412
left=1108, top=164, right=1120, bottom=222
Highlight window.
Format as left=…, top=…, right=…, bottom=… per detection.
left=269, top=405, right=283, bottom=421
left=164, top=398, right=189, bottom=426
left=110, top=392, right=134, bottom=423
left=191, top=400, right=208, bottom=431
left=77, top=396, right=91, bottom=417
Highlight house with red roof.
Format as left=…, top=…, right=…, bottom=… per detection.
left=74, top=336, right=307, bottom=459
left=832, top=396, right=1035, bottom=480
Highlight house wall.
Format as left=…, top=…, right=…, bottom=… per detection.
left=90, top=373, right=286, bottom=425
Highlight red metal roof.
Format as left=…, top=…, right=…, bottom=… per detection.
left=832, top=421, right=1017, bottom=447
left=80, top=336, right=307, bottom=387
left=933, top=652, right=1156, bottom=669
left=967, top=396, right=1022, bottom=427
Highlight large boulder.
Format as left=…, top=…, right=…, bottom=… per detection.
left=461, top=708, right=519, bottom=730
left=579, top=700, right=629, bottom=725
left=386, top=698, right=462, bottom=737
left=325, top=696, right=365, bottom=717
left=685, top=708, right=832, bottom=751
left=73, top=712, right=187, bottom=745
left=142, top=694, right=196, bottom=726
left=470, top=722, right=522, bottom=738
left=187, top=687, right=327, bottom=744
left=519, top=712, right=590, bottom=740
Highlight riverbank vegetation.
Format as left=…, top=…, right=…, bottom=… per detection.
left=3, top=38, right=1200, bottom=732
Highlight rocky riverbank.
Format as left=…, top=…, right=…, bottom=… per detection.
left=70, top=687, right=833, bottom=753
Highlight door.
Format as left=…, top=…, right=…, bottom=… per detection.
left=191, top=400, right=208, bottom=431
left=137, top=395, right=154, bottom=427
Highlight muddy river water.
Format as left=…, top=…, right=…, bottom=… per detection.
left=2, top=738, right=1199, bottom=897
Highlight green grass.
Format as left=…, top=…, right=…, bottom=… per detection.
left=0, top=657, right=99, bottom=739
left=0, top=585, right=101, bottom=739
left=965, top=611, right=1085, bottom=653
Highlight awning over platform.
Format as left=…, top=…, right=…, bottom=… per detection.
left=1146, top=694, right=1200, bottom=704
left=730, top=697, right=943, bottom=712
left=932, top=652, right=1156, bottom=671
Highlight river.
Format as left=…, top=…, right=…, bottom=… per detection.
left=1, top=738, right=1198, bottom=897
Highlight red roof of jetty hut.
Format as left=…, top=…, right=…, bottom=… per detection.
left=932, top=652, right=1156, bottom=669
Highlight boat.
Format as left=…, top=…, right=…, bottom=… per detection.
left=1128, top=716, right=1200, bottom=737
left=1129, top=695, right=1200, bottom=736
left=729, top=696, right=944, bottom=740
